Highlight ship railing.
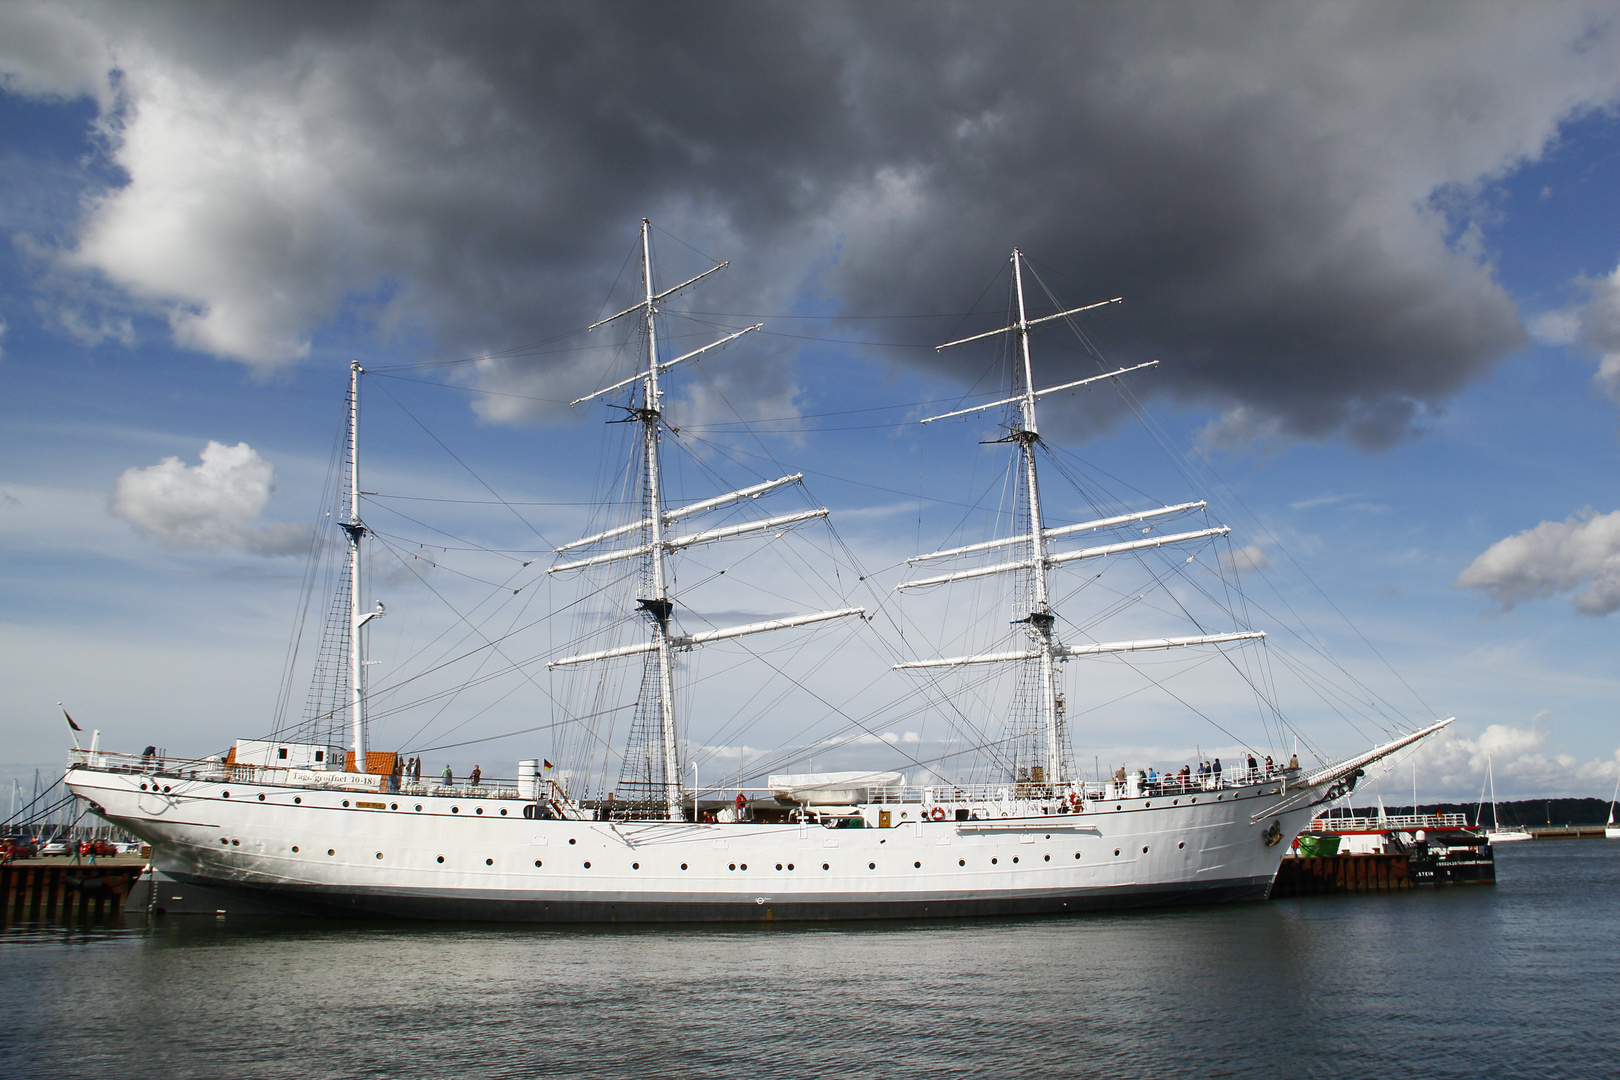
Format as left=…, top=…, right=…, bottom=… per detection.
left=68, top=747, right=229, bottom=779
left=861, top=769, right=1300, bottom=809
left=1309, top=812, right=1470, bottom=832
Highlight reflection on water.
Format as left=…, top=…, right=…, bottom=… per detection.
left=2, top=842, right=1616, bottom=1080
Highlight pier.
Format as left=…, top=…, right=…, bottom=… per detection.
left=1, top=857, right=147, bottom=921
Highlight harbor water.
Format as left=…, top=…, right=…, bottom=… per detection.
left=2, top=841, right=1616, bottom=1079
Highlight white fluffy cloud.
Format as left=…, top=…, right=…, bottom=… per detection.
left=1456, top=508, right=1620, bottom=614
left=110, top=440, right=305, bottom=554
left=1397, top=712, right=1620, bottom=798
left=1220, top=544, right=1269, bottom=573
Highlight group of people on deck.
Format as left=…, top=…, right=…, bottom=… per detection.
left=1115, top=752, right=1301, bottom=793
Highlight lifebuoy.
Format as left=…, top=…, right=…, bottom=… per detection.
left=1068, top=791, right=1082, bottom=810
left=930, top=806, right=946, bottom=821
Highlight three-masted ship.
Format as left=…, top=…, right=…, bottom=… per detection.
left=65, top=226, right=1449, bottom=920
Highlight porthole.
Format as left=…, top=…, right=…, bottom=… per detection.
left=740, top=863, right=748, bottom=871
left=257, top=793, right=265, bottom=801
left=991, top=857, right=998, bottom=865
left=729, top=863, right=736, bottom=871
left=437, top=855, right=445, bottom=863
left=583, top=861, right=591, bottom=869
left=476, top=807, right=483, bottom=815
left=1217, top=795, right=1223, bottom=800
left=222, top=791, right=230, bottom=798
left=1178, top=841, right=1186, bottom=849
left=1142, top=846, right=1149, bottom=853
left=1190, top=798, right=1197, bottom=804
left=486, top=858, right=493, bottom=866
left=1114, top=849, right=1121, bottom=856
left=568, top=838, right=576, bottom=845
left=451, top=806, right=459, bottom=814
left=534, top=860, right=543, bottom=867
left=1145, top=802, right=1151, bottom=808
left=822, top=863, right=830, bottom=870
left=1173, top=799, right=1179, bottom=805
left=868, top=862, right=876, bottom=870
left=1074, top=852, right=1081, bottom=859
left=959, top=859, right=966, bottom=867
left=376, top=852, right=384, bottom=860
left=163, top=786, right=171, bottom=793
left=391, top=803, right=399, bottom=811
left=415, top=804, right=423, bottom=811
left=1115, top=804, right=1121, bottom=811
left=500, top=808, right=507, bottom=816
left=1044, top=854, right=1050, bottom=862
left=140, top=784, right=146, bottom=790
left=633, top=862, right=640, bottom=870
left=1012, top=856, right=1019, bottom=864
left=327, top=849, right=335, bottom=856
left=776, top=863, right=783, bottom=871
left=292, top=846, right=299, bottom=853
left=787, top=863, right=794, bottom=871
left=342, top=800, right=350, bottom=808
left=914, top=861, right=921, bottom=868
left=680, top=863, right=688, bottom=870
left=293, top=796, right=301, bottom=804
left=219, top=838, right=228, bottom=845
left=231, top=839, right=239, bottom=846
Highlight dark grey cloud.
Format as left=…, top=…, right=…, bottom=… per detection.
left=6, top=0, right=1620, bottom=446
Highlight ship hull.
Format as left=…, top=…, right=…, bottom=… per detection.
left=69, top=764, right=1318, bottom=923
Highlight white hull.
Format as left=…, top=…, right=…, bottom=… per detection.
left=68, top=765, right=1320, bottom=921
left=1485, top=828, right=1533, bottom=843
left=1606, top=826, right=1620, bottom=840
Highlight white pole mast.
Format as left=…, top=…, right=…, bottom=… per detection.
left=344, top=361, right=384, bottom=773
left=1010, top=251, right=1064, bottom=786
left=637, top=219, right=684, bottom=820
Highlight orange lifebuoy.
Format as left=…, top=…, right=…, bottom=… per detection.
left=930, top=806, right=946, bottom=821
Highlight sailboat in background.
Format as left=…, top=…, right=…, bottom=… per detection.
left=1606, top=775, right=1620, bottom=839
left=1480, top=757, right=1532, bottom=843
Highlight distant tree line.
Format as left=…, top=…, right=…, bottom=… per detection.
left=1370, top=798, right=1614, bottom=828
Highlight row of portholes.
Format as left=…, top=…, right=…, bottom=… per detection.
left=139, top=783, right=173, bottom=793
left=280, top=845, right=1185, bottom=868
left=178, top=787, right=517, bottom=819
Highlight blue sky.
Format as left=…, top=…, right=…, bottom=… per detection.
left=4, top=3, right=1620, bottom=804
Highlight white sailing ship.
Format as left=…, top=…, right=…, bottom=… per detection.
left=65, top=224, right=1450, bottom=921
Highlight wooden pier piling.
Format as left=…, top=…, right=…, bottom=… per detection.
left=1, top=859, right=146, bottom=922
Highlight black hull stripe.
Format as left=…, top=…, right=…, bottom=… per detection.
left=162, top=872, right=1276, bottom=923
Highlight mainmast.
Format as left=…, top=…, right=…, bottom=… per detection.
left=634, top=220, right=682, bottom=821
left=1008, top=251, right=1063, bottom=785
left=343, top=361, right=383, bottom=774
left=551, top=220, right=862, bottom=819
left=898, top=253, right=1264, bottom=787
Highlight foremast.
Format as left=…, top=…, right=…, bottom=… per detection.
left=898, top=250, right=1264, bottom=788
left=551, top=220, right=863, bottom=819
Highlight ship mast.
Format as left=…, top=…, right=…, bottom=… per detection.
left=344, top=361, right=383, bottom=774
left=1008, top=251, right=1064, bottom=785
left=898, top=253, right=1264, bottom=787
left=635, top=220, right=682, bottom=820
left=551, top=220, right=863, bottom=819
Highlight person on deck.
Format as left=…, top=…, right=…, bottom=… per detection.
left=1247, top=754, right=1258, bottom=779
left=442, top=764, right=453, bottom=786
left=1213, top=758, right=1222, bottom=783
left=470, top=765, right=482, bottom=788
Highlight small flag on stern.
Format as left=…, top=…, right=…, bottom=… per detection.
left=543, top=760, right=553, bottom=770
left=59, top=704, right=82, bottom=732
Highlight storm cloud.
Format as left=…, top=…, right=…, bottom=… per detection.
left=8, top=1, right=1620, bottom=446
